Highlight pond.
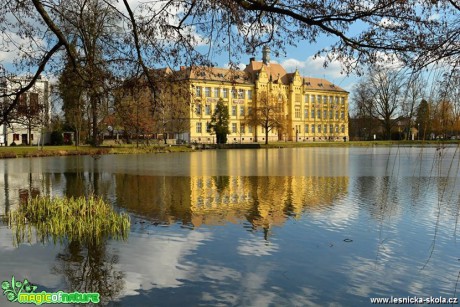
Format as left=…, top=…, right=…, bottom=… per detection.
left=1, top=146, right=459, bottom=306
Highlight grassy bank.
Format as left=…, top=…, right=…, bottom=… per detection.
left=0, top=140, right=457, bottom=159
left=0, top=144, right=193, bottom=159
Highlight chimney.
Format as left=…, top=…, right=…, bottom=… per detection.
left=262, top=46, right=270, bottom=65
left=250, top=57, right=255, bottom=63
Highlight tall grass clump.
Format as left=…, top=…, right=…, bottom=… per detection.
left=8, top=195, right=130, bottom=246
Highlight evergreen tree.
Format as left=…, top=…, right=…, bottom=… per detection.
left=209, top=98, right=229, bottom=144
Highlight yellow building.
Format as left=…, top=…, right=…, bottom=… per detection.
left=147, top=47, right=348, bottom=144
left=156, top=47, right=349, bottom=143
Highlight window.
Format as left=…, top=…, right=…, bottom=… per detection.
left=304, top=109, right=309, bottom=119
left=247, top=90, right=253, bottom=100
left=324, top=124, right=327, bottom=133
left=205, top=105, right=211, bottom=115
left=323, top=110, right=327, bottom=119
left=240, top=106, right=245, bottom=116
left=195, top=86, right=202, bottom=96
left=18, top=94, right=27, bottom=114
left=311, top=95, right=316, bottom=104
left=330, top=124, right=333, bottom=133
left=238, top=89, right=245, bottom=99
left=249, top=125, right=253, bottom=133
left=317, top=110, right=321, bottom=119
left=205, top=87, right=211, bottom=97
left=13, top=134, right=19, bottom=141
left=196, top=122, right=202, bottom=133
left=278, top=93, right=283, bottom=102
left=329, top=110, right=333, bottom=119
left=341, top=111, right=345, bottom=119
left=214, top=88, right=220, bottom=98
left=261, top=127, right=265, bottom=133
left=29, top=93, right=39, bottom=113
left=311, top=125, right=315, bottom=133
left=304, top=94, right=309, bottom=104
left=295, top=94, right=301, bottom=103
left=232, top=88, right=237, bottom=99
left=223, top=88, right=229, bottom=98
left=341, top=97, right=345, bottom=105
left=323, top=96, right=328, bottom=104
left=240, top=124, right=245, bottom=133
left=304, top=124, right=309, bottom=133
left=335, top=111, right=339, bottom=119
left=317, top=95, right=322, bottom=104
left=335, top=125, right=339, bottom=133
left=206, top=122, right=211, bottom=133
left=295, top=107, right=301, bottom=118
left=232, top=106, right=237, bottom=116
left=341, top=125, right=345, bottom=133
left=195, top=104, right=202, bottom=115
left=248, top=107, right=252, bottom=115
left=311, top=110, right=315, bottom=118
left=329, top=96, right=333, bottom=105
left=318, top=125, right=322, bottom=133
left=335, top=97, right=339, bottom=105
left=232, top=123, right=237, bottom=133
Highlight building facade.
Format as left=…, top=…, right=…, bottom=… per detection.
left=180, top=47, right=349, bottom=144
left=0, top=76, right=50, bottom=146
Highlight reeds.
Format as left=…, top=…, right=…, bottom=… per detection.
left=8, top=195, right=130, bottom=246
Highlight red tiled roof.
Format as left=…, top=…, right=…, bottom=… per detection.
left=244, top=61, right=289, bottom=84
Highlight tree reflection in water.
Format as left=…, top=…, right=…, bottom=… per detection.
left=52, top=239, right=124, bottom=306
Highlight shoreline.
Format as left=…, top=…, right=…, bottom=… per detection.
left=0, top=141, right=458, bottom=159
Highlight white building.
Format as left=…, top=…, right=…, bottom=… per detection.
left=0, top=76, right=51, bottom=146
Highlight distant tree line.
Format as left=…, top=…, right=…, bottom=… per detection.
left=350, top=67, right=460, bottom=140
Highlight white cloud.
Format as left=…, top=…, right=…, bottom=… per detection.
left=281, top=55, right=345, bottom=79
left=237, top=237, right=278, bottom=256
left=378, top=17, right=401, bottom=29
left=113, top=230, right=212, bottom=298
left=276, top=55, right=357, bottom=92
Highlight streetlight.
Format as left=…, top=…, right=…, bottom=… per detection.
left=417, top=123, right=420, bottom=141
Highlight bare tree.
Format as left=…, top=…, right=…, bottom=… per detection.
left=354, top=66, right=406, bottom=140
left=245, top=90, right=286, bottom=144
left=114, top=77, right=155, bottom=146
left=400, top=73, right=427, bottom=139
left=351, top=82, right=375, bottom=140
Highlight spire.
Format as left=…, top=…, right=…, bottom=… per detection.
left=262, top=46, right=270, bottom=65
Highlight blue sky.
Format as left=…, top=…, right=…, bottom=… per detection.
left=207, top=36, right=358, bottom=93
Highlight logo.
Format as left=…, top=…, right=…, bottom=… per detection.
left=2, top=276, right=100, bottom=305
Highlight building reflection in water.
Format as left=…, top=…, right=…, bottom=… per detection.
left=115, top=175, right=349, bottom=230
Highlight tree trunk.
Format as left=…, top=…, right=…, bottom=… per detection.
left=265, top=126, right=269, bottom=145
left=91, top=94, right=98, bottom=146
left=28, top=124, right=32, bottom=146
